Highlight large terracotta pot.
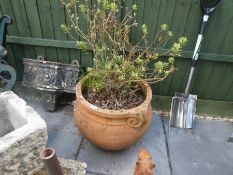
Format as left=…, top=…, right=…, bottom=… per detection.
left=73, top=77, right=153, bottom=150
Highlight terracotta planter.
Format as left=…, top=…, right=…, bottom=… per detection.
left=73, top=77, right=153, bottom=150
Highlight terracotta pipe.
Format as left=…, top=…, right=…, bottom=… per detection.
left=39, top=148, right=64, bottom=175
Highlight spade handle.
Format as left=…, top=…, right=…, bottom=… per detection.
left=184, top=15, right=209, bottom=96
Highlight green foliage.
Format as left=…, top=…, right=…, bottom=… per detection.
left=61, top=0, right=188, bottom=92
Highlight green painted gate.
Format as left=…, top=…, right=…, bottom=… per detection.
left=1, top=0, right=233, bottom=116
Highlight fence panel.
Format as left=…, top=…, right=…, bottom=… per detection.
left=0, top=0, right=232, bottom=102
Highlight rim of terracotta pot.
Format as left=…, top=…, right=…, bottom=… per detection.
left=76, top=75, right=152, bottom=119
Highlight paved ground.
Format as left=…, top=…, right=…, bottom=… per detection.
left=165, top=119, right=233, bottom=175
left=14, top=88, right=233, bottom=175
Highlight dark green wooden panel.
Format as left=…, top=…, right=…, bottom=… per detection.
left=181, top=0, right=202, bottom=93
left=142, top=0, right=161, bottom=93
left=130, top=0, right=145, bottom=44
left=195, top=0, right=233, bottom=93
left=154, top=0, right=177, bottom=95
left=213, top=15, right=233, bottom=101
left=37, top=0, right=58, bottom=62
left=24, top=0, right=46, bottom=57
left=142, top=0, right=160, bottom=43
left=0, top=5, right=2, bottom=16
left=10, top=0, right=35, bottom=78
left=0, top=1, right=19, bottom=35
left=0, top=0, right=232, bottom=104
left=50, top=0, right=70, bottom=63
left=197, top=0, right=233, bottom=99
left=79, top=0, right=93, bottom=68
left=64, top=0, right=81, bottom=64
left=225, top=82, right=233, bottom=102
left=121, top=0, right=134, bottom=42
left=121, top=0, right=134, bottom=19
left=167, top=0, right=193, bottom=96
left=10, top=0, right=35, bottom=58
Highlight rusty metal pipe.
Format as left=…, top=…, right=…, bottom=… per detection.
left=39, top=148, right=64, bottom=175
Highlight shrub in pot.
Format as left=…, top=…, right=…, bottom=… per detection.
left=61, top=0, right=187, bottom=150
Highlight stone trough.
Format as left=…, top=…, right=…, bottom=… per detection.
left=35, top=158, right=87, bottom=175
left=0, top=91, right=47, bottom=175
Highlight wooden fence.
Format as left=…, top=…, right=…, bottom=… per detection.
left=1, top=0, right=233, bottom=116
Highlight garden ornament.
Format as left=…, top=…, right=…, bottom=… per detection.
left=0, top=15, right=16, bottom=92
left=134, top=149, right=155, bottom=175
left=169, top=0, right=223, bottom=130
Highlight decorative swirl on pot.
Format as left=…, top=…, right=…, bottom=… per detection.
left=126, top=111, right=147, bottom=128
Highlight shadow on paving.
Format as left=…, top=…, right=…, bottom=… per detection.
left=21, top=100, right=83, bottom=159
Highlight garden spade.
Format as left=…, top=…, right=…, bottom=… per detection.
left=169, top=0, right=222, bottom=130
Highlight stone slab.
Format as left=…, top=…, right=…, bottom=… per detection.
left=228, top=132, right=233, bottom=142
left=24, top=100, right=83, bottom=159
left=166, top=119, right=233, bottom=175
left=77, top=114, right=170, bottom=175
left=35, top=158, right=87, bottom=175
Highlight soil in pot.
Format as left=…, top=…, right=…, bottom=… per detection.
left=82, top=83, right=146, bottom=110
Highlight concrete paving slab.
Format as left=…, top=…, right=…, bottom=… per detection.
left=20, top=100, right=83, bottom=159
left=166, top=119, right=233, bottom=175
left=77, top=114, right=170, bottom=175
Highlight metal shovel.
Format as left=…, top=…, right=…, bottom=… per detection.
left=169, top=0, right=222, bottom=130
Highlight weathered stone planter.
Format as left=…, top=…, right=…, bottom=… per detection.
left=22, top=57, right=80, bottom=111
left=35, top=158, right=87, bottom=175
left=0, top=91, right=47, bottom=175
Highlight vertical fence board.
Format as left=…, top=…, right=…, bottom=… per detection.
left=130, top=0, right=145, bottom=44
left=37, top=0, right=58, bottom=62
left=50, top=0, right=70, bottom=63
left=155, top=0, right=177, bottom=33
left=181, top=0, right=201, bottom=93
left=24, top=0, right=46, bottom=57
left=121, top=0, right=134, bottom=18
left=121, top=0, right=134, bottom=43
left=142, top=0, right=161, bottom=93
left=10, top=0, right=35, bottom=78
left=64, top=1, right=81, bottom=64
left=167, top=0, right=193, bottom=96
left=213, top=14, right=233, bottom=101
left=225, top=83, right=233, bottom=101
left=0, top=5, right=2, bottom=16
left=11, top=0, right=35, bottom=58
left=0, top=0, right=19, bottom=35
left=154, top=0, right=177, bottom=96
left=143, top=0, right=160, bottom=43
left=79, top=0, right=92, bottom=68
